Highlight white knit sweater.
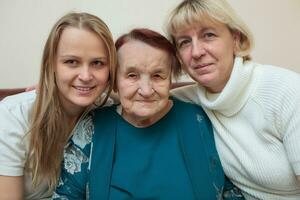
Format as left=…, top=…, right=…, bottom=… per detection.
left=172, top=57, right=300, bottom=199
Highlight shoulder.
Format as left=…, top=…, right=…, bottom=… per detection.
left=0, top=91, right=36, bottom=176
left=0, top=91, right=36, bottom=134
left=251, top=63, right=300, bottom=99
left=91, top=104, right=118, bottom=123
left=249, top=63, right=300, bottom=132
left=92, top=103, right=116, bottom=114
left=1, top=90, right=36, bottom=106
left=172, top=98, right=211, bottom=128
left=171, top=83, right=202, bottom=104
left=0, top=91, right=36, bottom=124
left=0, top=91, right=36, bottom=112
left=251, top=62, right=300, bottom=86
left=172, top=98, right=206, bottom=114
left=171, top=83, right=198, bottom=96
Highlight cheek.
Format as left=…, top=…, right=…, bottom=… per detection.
left=179, top=49, right=191, bottom=64
left=95, top=69, right=110, bottom=84
left=218, top=41, right=235, bottom=58
left=155, top=82, right=171, bottom=97
left=55, top=65, right=75, bottom=86
left=118, top=92, right=134, bottom=113
left=117, top=81, right=137, bottom=104
left=54, top=72, right=67, bottom=88
left=219, top=47, right=235, bottom=68
left=118, top=78, right=137, bottom=92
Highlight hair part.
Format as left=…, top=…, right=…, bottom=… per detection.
left=28, top=12, right=116, bottom=189
left=166, top=0, right=254, bottom=61
left=115, top=28, right=181, bottom=88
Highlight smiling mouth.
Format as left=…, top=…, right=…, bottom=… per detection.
left=73, top=86, right=96, bottom=92
left=136, top=100, right=156, bottom=103
left=193, top=63, right=212, bottom=69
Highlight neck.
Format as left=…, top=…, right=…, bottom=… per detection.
left=63, top=105, right=87, bottom=131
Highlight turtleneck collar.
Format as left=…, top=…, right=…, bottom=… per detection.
left=195, top=57, right=257, bottom=116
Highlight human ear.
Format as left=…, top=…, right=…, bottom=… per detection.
left=232, top=31, right=241, bottom=55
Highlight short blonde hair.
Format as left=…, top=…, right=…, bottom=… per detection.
left=166, top=0, right=254, bottom=60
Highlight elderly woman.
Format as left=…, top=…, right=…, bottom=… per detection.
left=167, top=0, right=300, bottom=199
left=52, top=28, right=232, bottom=199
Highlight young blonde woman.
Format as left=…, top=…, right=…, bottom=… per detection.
left=0, top=12, right=116, bottom=199
left=168, top=0, right=300, bottom=199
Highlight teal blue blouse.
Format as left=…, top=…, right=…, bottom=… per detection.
left=52, top=99, right=244, bottom=200
left=110, top=107, right=195, bottom=199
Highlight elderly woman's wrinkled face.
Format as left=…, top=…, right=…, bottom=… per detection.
left=117, top=40, right=172, bottom=125
left=174, top=19, right=239, bottom=93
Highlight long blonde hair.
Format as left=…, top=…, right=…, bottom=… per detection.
left=166, top=0, right=254, bottom=61
left=28, top=12, right=117, bottom=189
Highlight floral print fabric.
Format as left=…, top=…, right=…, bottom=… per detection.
left=52, top=114, right=94, bottom=200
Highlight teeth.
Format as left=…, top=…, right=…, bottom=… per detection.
left=74, top=86, right=92, bottom=91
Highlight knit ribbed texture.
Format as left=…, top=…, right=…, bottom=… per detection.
left=172, top=57, right=300, bottom=199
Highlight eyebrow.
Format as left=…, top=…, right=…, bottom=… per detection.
left=175, top=26, right=217, bottom=38
left=121, top=65, right=169, bottom=73
left=175, top=35, right=190, bottom=41
left=58, top=55, right=107, bottom=60
left=122, top=66, right=139, bottom=73
left=152, top=66, right=169, bottom=73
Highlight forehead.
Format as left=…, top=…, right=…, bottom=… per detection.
left=117, top=40, right=171, bottom=71
left=174, top=19, right=228, bottom=38
left=57, top=27, right=106, bottom=54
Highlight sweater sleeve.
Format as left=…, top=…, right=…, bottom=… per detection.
left=280, top=84, right=300, bottom=176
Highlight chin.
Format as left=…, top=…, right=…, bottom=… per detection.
left=196, top=76, right=216, bottom=86
left=73, top=99, right=95, bottom=108
left=134, top=110, right=155, bottom=119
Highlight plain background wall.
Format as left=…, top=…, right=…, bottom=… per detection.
left=0, top=0, right=300, bottom=88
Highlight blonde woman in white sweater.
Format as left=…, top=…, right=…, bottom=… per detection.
left=167, top=0, right=300, bottom=199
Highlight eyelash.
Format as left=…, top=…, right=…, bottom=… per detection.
left=126, top=73, right=165, bottom=80
left=204, top=32, right=216, bottom=39
left=63, top=60, right=106, bottom=68
left=153, top=74, right=163, bottom=79
left=64, top=59, right=77, bottom=65
left=92, top=60, right=106, bottom=68
left=127, top=73, right=137, bottom=78
left=177, top=40, right=190, bottom=48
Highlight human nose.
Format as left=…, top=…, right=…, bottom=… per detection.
left=138, top=77, right=154, bottom=97
left=191, top=40, right=206, bottom=59
left=78, top=66, right=93, bottom=81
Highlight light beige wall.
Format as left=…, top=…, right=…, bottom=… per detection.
left=230, top=0, right=300, bottom=73
left=0, top=0, right=299, bottom=88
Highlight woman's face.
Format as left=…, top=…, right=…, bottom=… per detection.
left=55, top=27, right=109, bottom=115
left=117, top=40, right=172, bottom=125
left=174, top=19, right=239, bottom=93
